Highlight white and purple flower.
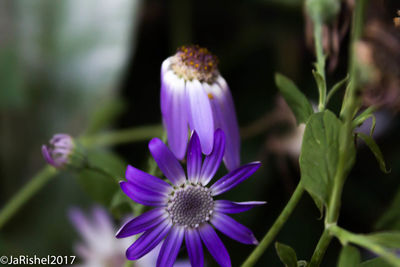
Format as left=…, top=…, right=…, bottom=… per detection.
left=69, top=206, right=172, bottom=267
left=42, top=133, right=85, bottom=169
left=116, top=129, right=264, bottom=267
left=161, top=45, right=240, bottom=171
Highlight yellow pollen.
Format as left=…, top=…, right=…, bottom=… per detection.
left=208, top=93, right=214, bottom=100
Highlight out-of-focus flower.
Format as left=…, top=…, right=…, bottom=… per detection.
left=69, top=206, right=164, bottom=267
left=359, top=4, right=400, bottom=111
left=161, top=45, right=240, bottom=171
left=394, top=10, right=400, bottom=28
left=69, top=207, right=131, bottom=267
left=117, top=129, right=264, bottom=267
left=41, top=134, right=86, bottom=169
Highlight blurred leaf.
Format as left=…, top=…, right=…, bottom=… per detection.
left=299, top=110, right=343, bottom=207
left=360, top=257, right=393, bottom=267
left=75, top=149, right=126, bottom=205
left=356, top=132, right=390, bottom=174
left=275, top=242, right=298, bottom=267
left=110, top=190, right=133, bottom=219
left=337, top=245, right=360, bottom=267
left=297, top=260, right=308, bottom=267
left=375, top=187, right=400, bottom=230
left=326, top=75, right=349, bottom=104
left=365, top=232, right=400, bottom=248
left=275, top=73, right=314, bottom=125
left=84, top=97, right=126, bottom=135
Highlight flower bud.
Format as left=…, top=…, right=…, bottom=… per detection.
left=42, top=134, right=86, bottom=169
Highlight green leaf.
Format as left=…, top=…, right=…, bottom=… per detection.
left=297, top=260, right=308, bottom=267
left=360, top=257, right=393, bottom=267
left=299, top=110, right=342, bottom=207
left=366, top=232, right=400, bottom=248
left=326, top=74, right=349, bottom=104
left=275, top=73, right=314, bottom=124
left=356, top=132, right=390, bottom=174
left=110, top=190, right=134, bottom=219
left=275, top=242, right=298, bottom=267
left=337, top=245, right=360, bottom=267
left=75, top=150, right=126, bottom=205
left=375, top=188, right=400, bottom=230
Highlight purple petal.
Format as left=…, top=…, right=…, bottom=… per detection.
left=186, top=80, right=214, bottom=155
left=125, top=165, right=171, bottom=195
left=116, top=208, right=167, bottom=238
left=156, top=226, right=185, bottom=267
left=210, top=162, right=261, bottom=196
left=215, top=76, right=241, bottom=171
left=187, top=131, right=202, bottom=183
left=185, top=228, right=204, bottom=267
left=198, top=223, right=231, bottom=267
left=199, top=129, right=225, bottom=185
left=126, top=219, right=172, bottom=260
left=68, top=208, right=95, bottom=244
left=161, top=71, right=188, bottom=160
left=211, top=212, right=258, bottom=245
left=120, top=181, right=167, bottom=207
left=92, top=206, right=114, bottom=235
left=148, top=138, right=186, bottom=186
left=41, top=145, right=56, bottom=166
left=214, top=200, right=266, bottom=214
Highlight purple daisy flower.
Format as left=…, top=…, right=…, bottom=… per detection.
left=161, top=45, right=240, bottom=171
left=42, top=133, right=86, bottom=169
left=116, top=129, right=264, bottom=267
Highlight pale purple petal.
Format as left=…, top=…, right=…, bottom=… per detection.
left=210, top=162, right=261, bottom=196
left=198, top=223, right=231, bottom=267
left=120, top=181, right=167, bottom=207
left=68, top=208, right=96, bottom=245
left=42, top=145, right=56, bottom=166
left=205, top=77, right=241, bottom=171
left=211, top=212, right=258, bottom=245
left=187, top=131, right=202, bottom=183
left=126, top=219, right=172, bottom=260
left=161, top=71, right=188, bottom=160
left=186, top=80, right=214, bottom=155
left=214, top=200, right=266, bottom=214
left=92, top=206, right=114, bottom=236
left=148, top=138, right=186, bottom=186
left=199, top=129, right=225, bottom=185
left=125, top=165, right=171, bottom=195
left=116, top=208, right=167, bottom=238
left=156, top=226, right=184, bottom=267
left=185, top=228, right=204, bottom=267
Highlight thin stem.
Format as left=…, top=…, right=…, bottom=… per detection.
left=308, top=1, right=369, bottom=265
left=0, top=166, right=57, bottom=229
left=241, top=184, right=305, bottom=267
left=309, top=229, right=333, bottom=267
left=313, top=21, right=327, bottom=111
left=329, top=225, right=400, bottom=266
left=81, top=124, right=163, bottom=148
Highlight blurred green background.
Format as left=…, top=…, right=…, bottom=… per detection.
left=1, top=0, right=400, bottom=266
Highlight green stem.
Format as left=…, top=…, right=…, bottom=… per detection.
left=81, top=124, right=164, bottom=148
left=309, top=229, right=333, bottom=267
left=314, top=21, right=327, bottom=111
left=0, top=166, right=57, bottom=229
left=241, top=184, right=305, bottom=267
left=329, top=225, right=400, bottom=266
left=309, top=1, right=369, bottom=265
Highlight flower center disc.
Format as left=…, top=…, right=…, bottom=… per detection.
left=171, top=45, right=219, bottom=83
left=167, top=184, right=214, bottom=228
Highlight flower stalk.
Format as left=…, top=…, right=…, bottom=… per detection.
left=241, top=183, right=305, bottom=267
